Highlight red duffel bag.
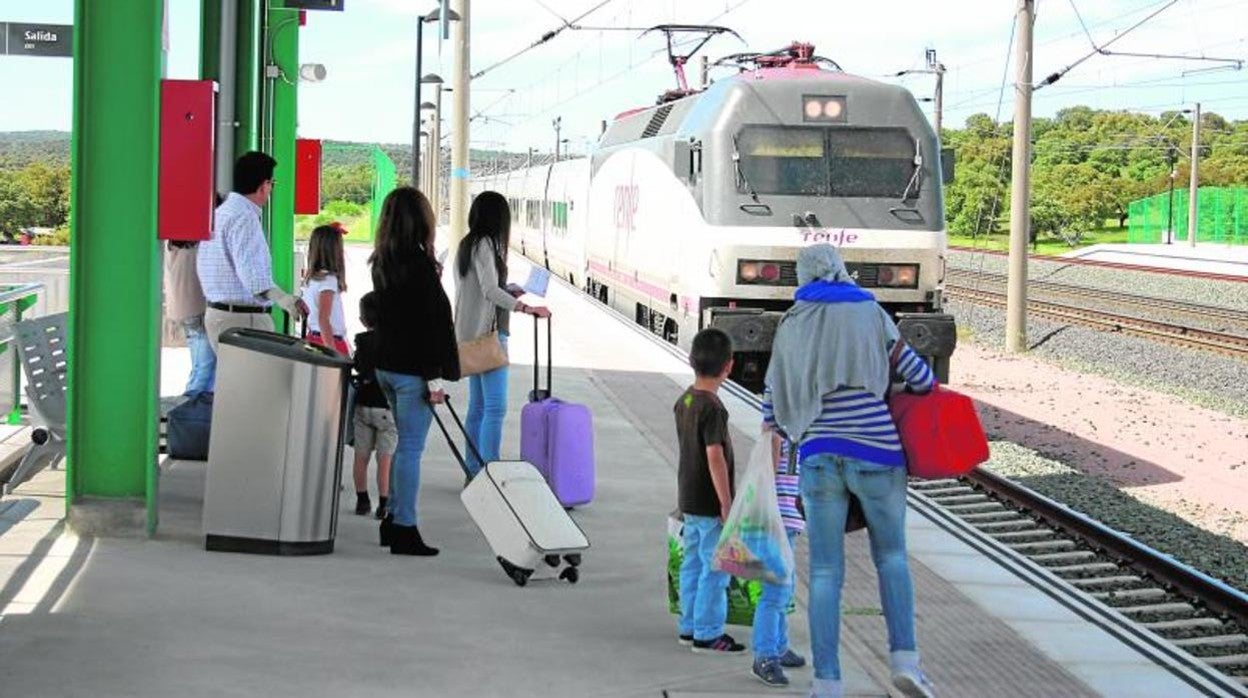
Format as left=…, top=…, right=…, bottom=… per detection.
left=889, top=384, right=990, bottom=479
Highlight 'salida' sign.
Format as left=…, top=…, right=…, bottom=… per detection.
left=2, top=22, right=73, bottom=58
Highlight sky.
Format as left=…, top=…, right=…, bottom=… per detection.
left=1, top=0, right=1245, bottom=157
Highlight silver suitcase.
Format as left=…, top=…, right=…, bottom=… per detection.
left=433, top=400, right=588, bottom=586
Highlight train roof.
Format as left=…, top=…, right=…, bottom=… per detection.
left=599, top=66, right=921, bottom=149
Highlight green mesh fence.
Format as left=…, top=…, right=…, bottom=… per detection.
left=1128, top=186, right=1248, bottom=245
left=370, top=147, right=397, bottom=238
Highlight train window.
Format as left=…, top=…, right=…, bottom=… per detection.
left=739, top=127, right=827, bottom=196
left=827, top=128, right=913, bottom=198
left=737, top=126, right=914, bottom=199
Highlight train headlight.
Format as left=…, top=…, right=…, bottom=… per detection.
left=802, top=95, right=848, bottom=123
left=737, top=260, right=792, bottom=286
left=876, top=264, right=920, bottom=288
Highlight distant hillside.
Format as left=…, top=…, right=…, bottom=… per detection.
left=0, top=131, right=70, bottom=168
left=0, top=131, right=530, bottom=176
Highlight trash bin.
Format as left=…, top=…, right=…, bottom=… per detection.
left=202, top=327, right=352, bottom=555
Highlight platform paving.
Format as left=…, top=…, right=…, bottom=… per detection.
left=0, top=246, right=1219, bottom=696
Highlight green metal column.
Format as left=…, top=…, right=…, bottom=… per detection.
left=200, top=0, right=221, bottom=81
left=234, top=0, right=263, bottom=157
left=69, top=0, right=164, bottom=532
left=264, top=3, right=299, bottom=332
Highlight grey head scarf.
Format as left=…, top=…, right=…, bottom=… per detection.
left=765, top=244, right=900, bottom=441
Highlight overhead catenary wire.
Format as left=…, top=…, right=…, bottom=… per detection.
left=472, top=0, right=619, bottom=81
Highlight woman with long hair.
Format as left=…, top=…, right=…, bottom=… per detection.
left=763, top=244, right=936, bottom=698
left=369, top=187, right=459, bottom=556
left=453, top=191, right=550, bottom=475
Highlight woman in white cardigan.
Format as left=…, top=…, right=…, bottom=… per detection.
left=453, top=191, right=549, bottom=474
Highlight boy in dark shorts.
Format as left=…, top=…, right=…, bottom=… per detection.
left=351, top=292, right=397, bottom=518
left=674, top=328, right=745, bottom=655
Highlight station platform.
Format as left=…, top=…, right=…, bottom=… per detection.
left=1064, top=243, right=1248, bottom=277
left=0, top=248, right=1222, bottom=697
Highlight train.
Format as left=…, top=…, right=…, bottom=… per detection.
left=472, top=38, right=957, bottom=389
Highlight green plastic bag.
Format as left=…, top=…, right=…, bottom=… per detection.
left=668, top=513, right=785, bottom=627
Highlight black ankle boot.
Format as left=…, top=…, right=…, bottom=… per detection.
left=355, top=492, right=371, bottom=516
left=389, top=524, right=439, bottom=556
left=379, top=513, right=394, bottom=547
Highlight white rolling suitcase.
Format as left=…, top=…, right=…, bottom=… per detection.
left=433, top=399, right=589, bottom=586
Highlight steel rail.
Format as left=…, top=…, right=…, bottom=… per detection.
left=949, top=245, right=1248, bottom=284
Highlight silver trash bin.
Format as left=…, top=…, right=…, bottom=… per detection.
left=203, top=327, right=352, bottom=555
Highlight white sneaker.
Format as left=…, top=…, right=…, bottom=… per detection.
left=808, top=677, right=843, bottom=698
left=891, top=666, right=936, bottom=698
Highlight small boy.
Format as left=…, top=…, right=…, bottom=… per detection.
left=749, top=433, right=808, bottom=686
left=674, top=328, right=745, bottom=655
left=351, top=292, right=397, bottom=518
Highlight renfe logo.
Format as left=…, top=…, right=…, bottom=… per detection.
left=614, top=184, right=639, bottom=231
left=800, top=228, right=860, bottom=246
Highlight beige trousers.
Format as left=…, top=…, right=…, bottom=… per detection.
left=204, top=307, right=275, bottom=352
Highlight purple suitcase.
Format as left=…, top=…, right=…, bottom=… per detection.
left=520, top=316, right=595, bottom=507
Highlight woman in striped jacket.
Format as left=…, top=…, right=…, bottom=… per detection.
left=762, top=244, right=936, bottom=698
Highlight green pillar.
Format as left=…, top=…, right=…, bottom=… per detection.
left=68, top=0, right=163, bottom=533
left=234, top=0, right=263, bottom=157
left=200, top=0, right=221, bottom=81
left=264, top=3, right=299, bottom=332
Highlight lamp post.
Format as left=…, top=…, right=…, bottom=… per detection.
left=414, top=6, right=460, bottom=188
left=423, top=77, right=446, bottom=217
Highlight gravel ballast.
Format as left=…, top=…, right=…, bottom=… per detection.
left=947, top=297, right=1248, bottom=418
left=982, top=441, right=1248, bottom=593
left=949, top=249, right=1248, bottom=312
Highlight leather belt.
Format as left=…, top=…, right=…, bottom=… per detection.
left=208, top=301, right=268, bottom=314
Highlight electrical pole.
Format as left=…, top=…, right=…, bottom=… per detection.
left=553, top=116, right=562, bottom=162
left=1188, top=102, right=1200, bottom=248
left=448, top=0, right=470, bottom=247
left=1005, top=0, right=1034, bottom=354
left=925, top=48, right=945, bottom=138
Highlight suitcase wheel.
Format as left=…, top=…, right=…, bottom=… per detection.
left=544, top=554, right=561, bottom=568
left=563, top=553, right=582, bottom=568
left=498, top=557, right=533, bottom=587
left=559, top=566, right=579, bottom=584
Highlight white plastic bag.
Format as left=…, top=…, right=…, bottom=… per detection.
left=712, top=438, right=794, bottom=584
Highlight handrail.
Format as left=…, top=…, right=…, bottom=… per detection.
left=0, top=283, right=44, bottom=307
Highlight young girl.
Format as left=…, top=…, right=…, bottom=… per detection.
left=301, top=224, right=350, bottom=356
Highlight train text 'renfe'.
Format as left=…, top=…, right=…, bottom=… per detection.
left=799, top=228, right=860, bottom=246
left=614, top=185, right=639, bottom=232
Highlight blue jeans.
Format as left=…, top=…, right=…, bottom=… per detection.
left=678, top=514, right=730, bottom=641
left=465, top=333, right=508, bottom=475
left=753, top=529, right=799, bottom=660
left=374, top=370, right=433, bottom=527
left=183, top=315, right=216, bottom=395
left=801, top=454, right=916, bottom=681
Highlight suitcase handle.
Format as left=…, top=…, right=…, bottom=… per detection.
left=530, top=314, right=552, bottom=402
left=428, top=397, right=487, bottom=479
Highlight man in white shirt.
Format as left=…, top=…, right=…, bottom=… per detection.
left=198, top=151, right=307, bottom=350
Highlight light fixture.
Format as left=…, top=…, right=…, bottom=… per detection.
left=424, top=8, right=461, bottom=22
left=420, top=101, right=437, bottom=111
left=299, top=63, right=328, bottom=82
left=421, top=73, right=444, bottom=85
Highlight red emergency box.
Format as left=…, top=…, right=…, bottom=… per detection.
left=295, top=138, right=323, bottom=215
left=158, top=80, right=217, bottom=241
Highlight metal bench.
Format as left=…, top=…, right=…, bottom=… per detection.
left=4, top=312, right=67, bottom=494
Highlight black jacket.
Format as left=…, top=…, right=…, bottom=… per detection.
left=370, top=257, right=460, bottom=381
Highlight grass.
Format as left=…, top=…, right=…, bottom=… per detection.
left=949, top=220, right=1131, bottom=255
left=295, top=203, right=373, bottom=243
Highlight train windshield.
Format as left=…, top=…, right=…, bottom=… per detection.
left=738, top=126, right=915, bottom=198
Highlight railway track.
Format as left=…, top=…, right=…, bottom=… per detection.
left=944, top=278, right=1248, bottom=358
left=947, top=267, right=1248, bottom=335
left=912, top=473, right=1248, bottom=694
left=949, top=245, right=1248, bottom=284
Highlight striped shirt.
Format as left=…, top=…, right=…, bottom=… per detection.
left=197, top=193, right=275, bottom=306
left=775, top=439, right=804, bottom=534
left=763, top=342, right=935, bottom=468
